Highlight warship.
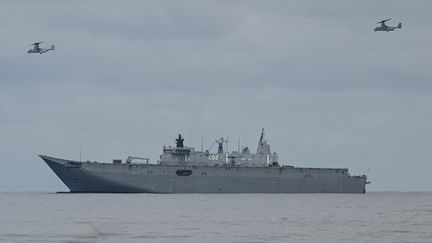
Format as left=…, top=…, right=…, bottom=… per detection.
left=40, top=129, right=369, bottom=193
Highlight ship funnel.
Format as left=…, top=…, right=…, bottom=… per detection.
left=215, top=138, right=228, bottom=154
left=216, top=138, right=224, bottom=154
left=176, top=134, right=184, bottom=148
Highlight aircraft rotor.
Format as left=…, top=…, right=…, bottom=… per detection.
left=30, top=41, right=43, bottom=46
left=377, top=18, right=391, bottom=24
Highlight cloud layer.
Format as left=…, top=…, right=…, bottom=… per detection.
left=1, top=0, right=431, bottom=191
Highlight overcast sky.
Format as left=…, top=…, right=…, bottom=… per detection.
left=1, top=0, right=431, bottom=192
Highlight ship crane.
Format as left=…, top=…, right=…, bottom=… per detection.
left=126, top=156, right=149, bottom=164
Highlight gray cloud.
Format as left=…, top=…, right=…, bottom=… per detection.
left=0, top=0, right=431, bottom=191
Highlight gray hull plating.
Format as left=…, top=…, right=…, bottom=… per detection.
left=41, top=155, right=367, bottom=193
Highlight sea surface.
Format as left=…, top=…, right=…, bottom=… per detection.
left=0, top=192, right=431, bottom=243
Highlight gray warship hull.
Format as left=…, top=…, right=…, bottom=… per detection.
left=40, top=155, right=368, bottom=193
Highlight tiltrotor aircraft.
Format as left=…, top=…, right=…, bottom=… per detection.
left=374, top=19, right=402, bottom=32
left=27, top=42, right=55, bottom=54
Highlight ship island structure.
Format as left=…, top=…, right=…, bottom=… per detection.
left=40, top=129, right=369, bottom=193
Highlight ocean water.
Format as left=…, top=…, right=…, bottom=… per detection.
left=0, top=192, right=431, bottom=243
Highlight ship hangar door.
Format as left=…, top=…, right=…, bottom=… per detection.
left=169, top=179, right=176, bottom=193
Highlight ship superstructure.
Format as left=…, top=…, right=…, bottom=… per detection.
left=160, top=129, right=278, bottom=167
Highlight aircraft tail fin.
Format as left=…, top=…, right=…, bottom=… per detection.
left=50, top=45, right=55, bottom=50
left=398, top=23, right=402, bottom=29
